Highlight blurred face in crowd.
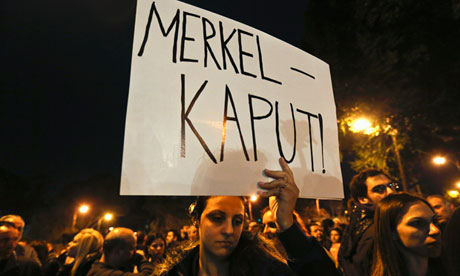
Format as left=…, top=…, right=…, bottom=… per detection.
left=165, top=231, right=177, bottom=245
left=0, top=226, right=19, bottom=260
left=199, top=196, right=244, bottom=260
left=106, top=228, right=137, bottom=267
left=360, top=174, right=396, bottom=205
left=1, top=216, right=24, bottom=240
left=396, top=202, right=442, bottom=258
left=262, top=210, right=278, bottom=238
left=426, top=196, right=452, bottom=224
left=309, top=224, right=324, bottom=242
left=67, top=233, right=81, bottom=257
left=188, top=225, right=198, bottom=241
left=180, top=225, right=189, bottom=239
left=330, top=229, right=341, bottom=243
left=148, top=238, right=165, bottom=257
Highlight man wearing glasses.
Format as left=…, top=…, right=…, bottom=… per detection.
left=338, top=168, right=398, bottom=276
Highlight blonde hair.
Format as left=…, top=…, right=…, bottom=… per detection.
left=71, top=228, right=104, bottom=276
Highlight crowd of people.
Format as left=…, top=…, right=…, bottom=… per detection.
left=1, top=159, right=459, bottom=276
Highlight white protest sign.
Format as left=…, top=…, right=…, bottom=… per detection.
left=121, top=0, right=343, bottom=199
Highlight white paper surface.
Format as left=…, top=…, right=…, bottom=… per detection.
left=121, top=0, right=343, bottom=199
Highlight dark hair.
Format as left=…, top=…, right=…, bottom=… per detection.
left=371, top=193, right=433, bottom=276
left=146, top=233, right=166, bottom=247
left=350, top=168, right=389, bottom=202
left=189, top=196, right=248, bottom=224
left=166, top=229, right=179, bottom=238
left=443, top=207, right=460, bottom=276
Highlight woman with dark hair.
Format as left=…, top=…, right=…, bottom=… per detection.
left=146, top=233, right=166, bottom=264
left=328, top=228, right=342, bottom=264
left=155, top=158, right=339, bottom=276
left=371, top=193, right=445, bottom=276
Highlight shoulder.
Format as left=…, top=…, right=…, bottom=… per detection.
left=155, top=242, right=198, bottom=276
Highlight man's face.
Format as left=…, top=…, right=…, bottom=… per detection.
left=309, top=225, right=324, bottom=242
left=427, top=197, right=451, bottom=224
left=361, top=174, right=396, bottom=205
left=165, top=231, right=177, bottom=245
left=0, top=226, right=19, bottom=260
left=187, top=225, right=198, bottom=241
left=1, top=217, right=24, bottom=240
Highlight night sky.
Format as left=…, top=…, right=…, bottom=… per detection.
left=1, top=0, right=310, bottom=192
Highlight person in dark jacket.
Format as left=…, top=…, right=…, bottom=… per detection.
left=0, top=222, right=40, bottom=276
left=87, top=227, right=153, bottom=276
left=155, top=158, right=339, bottom=276
left=338, top=168, right=397, bottom=276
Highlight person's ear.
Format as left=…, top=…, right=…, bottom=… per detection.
left=358, top=197, right=369, bottom=205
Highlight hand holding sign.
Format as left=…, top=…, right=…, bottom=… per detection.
left=258, top=157, right=299, bottom=232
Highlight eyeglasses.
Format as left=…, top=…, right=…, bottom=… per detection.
left=371, top=182, right=399, bottom=194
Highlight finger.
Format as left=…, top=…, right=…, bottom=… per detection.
left=258, top=180, right=288, bottom=190
left=257, top=187, right=284, bottom=198
left=279, top=157, right=293, bottom=176
left=264, top=169, right=289, bottom=180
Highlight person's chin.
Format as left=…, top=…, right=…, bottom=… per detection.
left=427, top=241, right=442, bottom=258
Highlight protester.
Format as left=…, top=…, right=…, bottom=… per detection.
left=338, top=168, right=397, bottom=276
left=186, top=225, right=198, bottom=242
left=426, top=194, right=454, bottom=231
left=154, top=158, right=339, bottom=276
left=308, top=222, right=330, bottom=248
left=87, top=227, right=153, bottom=276
left=135, top=231, right=148, bottom=255
left=164, top=229, right=179, bottom=248
left=146, top=233, right=166, bottom=264
left=0, top=215, right=42, bottom=266
left=178, top=226, right=189, bottom=242
left=371, top=193, right=445, bottom=276
left=49, top=228, right=103, bottom=276
left=0, top=222, right=41, bottom=276
left=328, top=228, right=342, bottom=264
left=443, top=207, right=460, bottom=276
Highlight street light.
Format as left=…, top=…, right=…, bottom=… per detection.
left=248, top=195, right=258, bottom=220
left=447, top=190, right=459, bottom=198
left=97, top=212, right=114, bottom=231
left=456, top=181, right=460, bottom=189
left=72, top=204, right=90, bottom=231
left=432, top=156, right=447, bottom=165
left=348, top=117, right=408, bottom=192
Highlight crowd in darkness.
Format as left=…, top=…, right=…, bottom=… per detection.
left=1, top=160, right=459, bottom=276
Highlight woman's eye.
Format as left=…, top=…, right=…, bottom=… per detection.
left=209, top=215, right=224, bottom=222
left=233, top=218, right=243, bottom=226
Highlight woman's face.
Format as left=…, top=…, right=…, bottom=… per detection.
left=148, top=238, right=165, bottom=257
left=199, top=196, right=245, bottom=260
left=396, top=201, right=442, bottom=258
left=330, top=230, right=341, bottom=243
left=67, top=234, right=80, bottom=257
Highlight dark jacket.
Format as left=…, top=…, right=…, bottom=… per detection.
left=86, top=258, right=153, bottom=276
left=160, top=223, right=339, bottom=276
left=44, top=252, right=101, bottom=276
left=0, top=253, right=41, bottom=276
left=338, top=203, right=375, bottom=276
